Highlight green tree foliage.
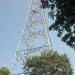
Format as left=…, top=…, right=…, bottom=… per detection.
left=41, top=0, right=75, bottom=49
left=0, top=67, right=10, bottom=75
left=24, top=50, right=73, bottom=75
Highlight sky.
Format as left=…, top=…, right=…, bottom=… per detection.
left=0, top=0, right=75, bottom=74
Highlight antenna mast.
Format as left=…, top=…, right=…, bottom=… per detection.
left=11, top=0, right=52, bottom=74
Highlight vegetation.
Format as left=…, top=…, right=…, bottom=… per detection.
left=41, top=0, right=75, bottom=49
left=24, top=50, right=73, bottom=75
left=0, top=67, right=10, bottom=75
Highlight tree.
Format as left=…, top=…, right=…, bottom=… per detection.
left=41, top=0, right=75, bottom=49
left=24, top=50, right=73, bottom=75
left=0, top=67, right=10, bottom=75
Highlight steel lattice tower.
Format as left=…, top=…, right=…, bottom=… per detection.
left=11, top=0, right=52, bottom=73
